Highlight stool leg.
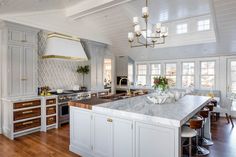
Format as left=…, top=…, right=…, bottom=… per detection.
left=195, top=135, right=210, bottom=156
left=201, top=119, right=213, bottom=146
left=189, top=137, right=192, bottom=157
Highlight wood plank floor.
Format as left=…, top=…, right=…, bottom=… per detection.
left=0, top=118, right=235, bottom=157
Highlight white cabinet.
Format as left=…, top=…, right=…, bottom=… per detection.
left=70, top=107, right=93, bottom=154
left=69, top=108, right=134, bottom=157
left=92, top=114, right=113, bottom=157
left=135, top=122, right=175, bottom=157
left=113, top=118, right=133, bottom=157
left=0, top=22, right=38, bottom=98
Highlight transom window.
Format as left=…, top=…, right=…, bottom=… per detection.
left=137, top=64, right=147, bottom=85
left=198, top=19, right=210, bottom=31
left=182, top=62, right=195, bottom=88
left=200, top=61, right=215, bottom=89
left=176, top=23, right=188, bottom=34
left=165, top=63, right=177, bottom=87
left=151, top=64, right=161, bottom=86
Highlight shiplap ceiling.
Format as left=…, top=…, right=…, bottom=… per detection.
left=0, top=0, right=235, bottom=60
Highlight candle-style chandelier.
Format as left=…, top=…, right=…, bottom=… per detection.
left=128, top=0, right=168, bottom=48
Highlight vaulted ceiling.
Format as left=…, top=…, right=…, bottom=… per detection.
left=0, top=0, right=235, bottom=60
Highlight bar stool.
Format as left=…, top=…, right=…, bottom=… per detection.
left=199, top=106, right=214, bottom=146
left=181, top=115, right=203, bottom=156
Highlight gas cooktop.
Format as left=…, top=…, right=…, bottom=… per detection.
left=50, top=90, right=88, bottom=95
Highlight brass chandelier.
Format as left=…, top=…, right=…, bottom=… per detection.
left=128, top=0, right=168, bottom=48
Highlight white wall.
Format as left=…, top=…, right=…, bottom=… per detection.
left=0, top=29, right=2, bottom=134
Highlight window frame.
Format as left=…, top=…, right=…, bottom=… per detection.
left=150, top=63, right=161, bottom=86
left=176, top=23, right=188, bottom=34
left=197, top=19, right=210, bottom=31
left=165, top=63, right=177, bottom=87
left=136, top=64, right=148, bottom=86
left=200, top=60, right=216, bottom=89
left=181, top=62, right=195, bottom=88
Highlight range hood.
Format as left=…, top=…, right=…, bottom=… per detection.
left=42, top=33, right=88, bottom=61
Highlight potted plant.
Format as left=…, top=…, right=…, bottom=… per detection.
left=153, top=76, right=169, bottom=92
left=77, top=65, right=90, bottom=90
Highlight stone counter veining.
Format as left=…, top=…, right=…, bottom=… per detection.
left=92, top=94, right=210, bottom=127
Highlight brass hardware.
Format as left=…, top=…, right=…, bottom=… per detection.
left=48, top=100, right=55, bottom=104
left=49, top=117, right=54, bottom=121
left=21, top=78, right=27, bottom=81
left=22, top=121, right=33, bottom=125
left=41, top=55, right=87, bottom=61
left=47, top=33, right=80, bottom=42
left=22, top=102, right=33, bottom=106
left=21, top=40, right=27, bottom=42
left=107, top=118, right=113, bottom=122
left=48, top=107, right=54, bottom=110
left=22, top=110, right=33, bottom=114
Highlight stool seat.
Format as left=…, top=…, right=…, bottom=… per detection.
left=181, top=126, right=198, bottom=138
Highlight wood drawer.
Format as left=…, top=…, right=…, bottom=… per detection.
left=14, top=118, right=41, bottom=132
left=47, top=116, right=56, bottom=125
left=46, top=106, right=56, bottom=115
left=46, top=99, right=56, bottom=105
left=14, top=100, right=41, bottom=109
left=14, top=108, right=41, bottom=121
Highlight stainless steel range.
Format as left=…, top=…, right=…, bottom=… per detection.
left=51, top=90, right=91, bottom=127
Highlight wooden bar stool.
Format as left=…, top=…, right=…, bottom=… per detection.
left=199, top=107, right=214, bottom=146
left=181, top=115, right=204, bottom=156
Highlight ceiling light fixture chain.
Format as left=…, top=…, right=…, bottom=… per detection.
left=128, top=0, right=168, bottom=48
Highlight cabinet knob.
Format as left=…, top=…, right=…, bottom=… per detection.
left=107, top=118, right=113, bottom=122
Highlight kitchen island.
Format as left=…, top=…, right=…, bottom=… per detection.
left=69, top=94, right=210, bottom=157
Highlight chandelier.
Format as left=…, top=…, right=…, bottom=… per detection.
left=128, top=0, right=168, bottom=48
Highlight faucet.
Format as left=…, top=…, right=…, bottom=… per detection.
left=119, top=77, right=131, bottom=96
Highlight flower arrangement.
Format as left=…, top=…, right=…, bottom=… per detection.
left=153, top=76, right=169, bottom=92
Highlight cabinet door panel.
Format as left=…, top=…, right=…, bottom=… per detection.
left=93, top=114, right=112, bottom=157
left=113, top=118, right=133, bottom=157
left=8, top=29, right=23, bottom=43
left=136, top=122, right=175, bottom=157
left=8, top=45, right=23, bottom=97
left=24, top=31, right=36, bottom=44
left=23, top=46, right=36, bottom=95
left=70, top=108, right=92, bottom=151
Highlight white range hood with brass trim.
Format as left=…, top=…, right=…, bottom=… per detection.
left=42, top=33, right=88, bottom=61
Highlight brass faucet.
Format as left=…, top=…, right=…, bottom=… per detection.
left=119, top=77, right=131, bottom=96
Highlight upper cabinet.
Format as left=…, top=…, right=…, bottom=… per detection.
left=1, top=22, right=39, bottom=98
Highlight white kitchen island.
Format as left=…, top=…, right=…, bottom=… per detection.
left=69, top=95, right=210, bottom=157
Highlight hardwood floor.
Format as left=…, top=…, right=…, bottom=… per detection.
left=0, top=118, right=235, bottom=157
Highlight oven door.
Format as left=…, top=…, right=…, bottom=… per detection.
left=58, top=103, right=69, bottom=124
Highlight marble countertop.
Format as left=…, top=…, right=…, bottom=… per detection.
left=92, top=94, right=210, bottom=127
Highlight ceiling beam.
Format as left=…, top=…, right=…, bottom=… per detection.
left=65, top=0, right=134, bottom=20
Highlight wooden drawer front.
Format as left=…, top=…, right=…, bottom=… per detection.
left=14, top=100, right=41, bottom=109
left=14, top=108, right=41, bottom=121
left=14, top=118, right=41, bottom=132
left=47, top=116, right=56, bottom=125
left=46, top=99, right=56, bottom=105
left=46, top=106, right=56, bottom=115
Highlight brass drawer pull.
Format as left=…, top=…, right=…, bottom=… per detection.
left=48, top=100, right=55, bottom=104
left=49, top=117, right=54, bottom=121
left=22, top=102, right=33, bottom=106
left=21, top=40, right=27, bottom=42
left=22, top=121, right=33, bottom=125
left=22, top=110, right=33, bottom=114
left=107, top=118, right=113, bottom=122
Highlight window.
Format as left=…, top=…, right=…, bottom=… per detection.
left=103, top=59, right=112, bottom=87
left=165, top=63, right=177, bottom=87
left=128, top=64, right=134, bottom=84
left=176, top=23, right=188, bottom=34
left=182, top=62, right=195, bottom=88
left=137, top=64, right=147, bottom=85
left=200, top=61, right=215, bottom=89
left=198, top=19, right=210, bottom=31
left=151, top=64, right=161, bottom=86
